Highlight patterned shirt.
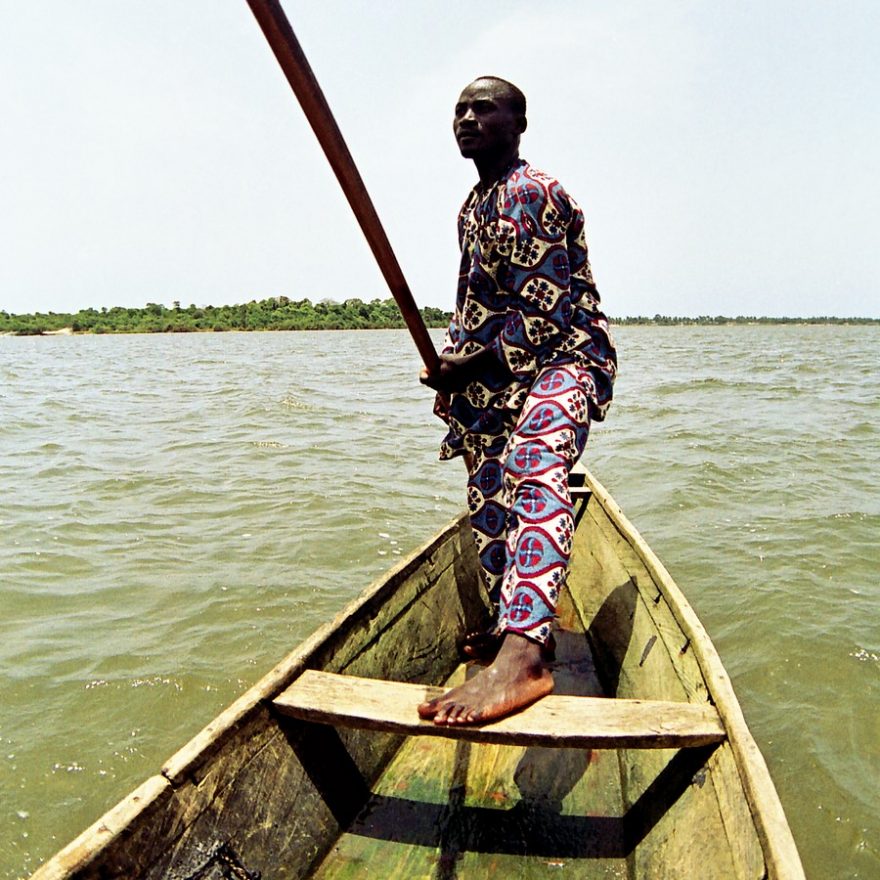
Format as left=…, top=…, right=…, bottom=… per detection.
left=437, top=159, right=617, bottom=460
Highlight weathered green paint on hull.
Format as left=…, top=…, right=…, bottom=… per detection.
left=31, top=469, right=803, bottom=880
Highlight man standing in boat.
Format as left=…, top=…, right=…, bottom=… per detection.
left=419, top=77, right=617, bottom=725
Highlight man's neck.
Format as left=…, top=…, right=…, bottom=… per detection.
left=474, top=151, right=521, bottom=188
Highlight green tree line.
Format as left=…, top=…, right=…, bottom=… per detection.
left=0, top=297, right=453, bottom=335
left=615, top=315, right=878, bottom=325
left=1, top=300, right=876, bottom=336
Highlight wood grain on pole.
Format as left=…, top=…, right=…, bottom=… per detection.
left=245, top=0, right=439, bottom=373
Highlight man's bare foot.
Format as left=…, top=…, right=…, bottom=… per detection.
left=460, top=630, right=557, bottom=664
left=459, top=630, right=502, bottom=662
left=419, top=633, right=554, bottom=725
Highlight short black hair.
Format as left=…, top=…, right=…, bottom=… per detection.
left=474, top=76, right=527, bottom=116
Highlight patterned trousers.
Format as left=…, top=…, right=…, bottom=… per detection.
left=466, top=363, right=593, bottom=645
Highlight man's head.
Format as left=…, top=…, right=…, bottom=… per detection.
left=453, top=77, right=527, bottom=166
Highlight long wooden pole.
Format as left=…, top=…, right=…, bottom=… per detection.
left=245, top=0, right=440, bottom=373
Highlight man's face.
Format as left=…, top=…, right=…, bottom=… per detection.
left=453, top=80, right=524, bottom=160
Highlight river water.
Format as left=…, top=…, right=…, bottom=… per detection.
left=1, top=326, right=877, bottom=878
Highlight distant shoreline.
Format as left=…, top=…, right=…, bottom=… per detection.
left=3, top=319, right=877, bottom=339
left=1, top=295, right=877, bottom=336
left=614, top=315, right=879, bottom=326
left=2, top=319, right=878, bottom=337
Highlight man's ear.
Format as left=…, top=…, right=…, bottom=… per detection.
left=517, top=115, right=528, bottom=135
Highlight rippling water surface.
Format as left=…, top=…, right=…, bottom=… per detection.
left=1, top=327, right=877, bottom=878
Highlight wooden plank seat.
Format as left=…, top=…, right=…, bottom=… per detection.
left=272, top=670, right=727, bottom=750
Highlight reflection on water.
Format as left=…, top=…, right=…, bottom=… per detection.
left=0, top=326, right=877, bottom=878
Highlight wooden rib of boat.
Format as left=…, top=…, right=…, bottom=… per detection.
left=31, top=467, right=804, bottom=879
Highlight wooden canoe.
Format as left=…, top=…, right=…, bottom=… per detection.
left=31, top=467, right=804, bottom=879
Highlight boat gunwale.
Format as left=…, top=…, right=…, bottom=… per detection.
left=30, top=511, right=472, bottom=880
left=579, top=465, right=805, bottom=880
left=30, top=469, right=805, bottom=880
left=161, top=510, right=471, bottom=784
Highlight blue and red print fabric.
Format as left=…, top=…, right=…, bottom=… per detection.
left=433, top=160, right=617, bottom=643
left=467, top=363, right=593, bottom=645
left=436, top=159, right=617, bottom=461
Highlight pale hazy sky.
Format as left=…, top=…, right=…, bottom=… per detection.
left=3, top=1, right=878, bottom=317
